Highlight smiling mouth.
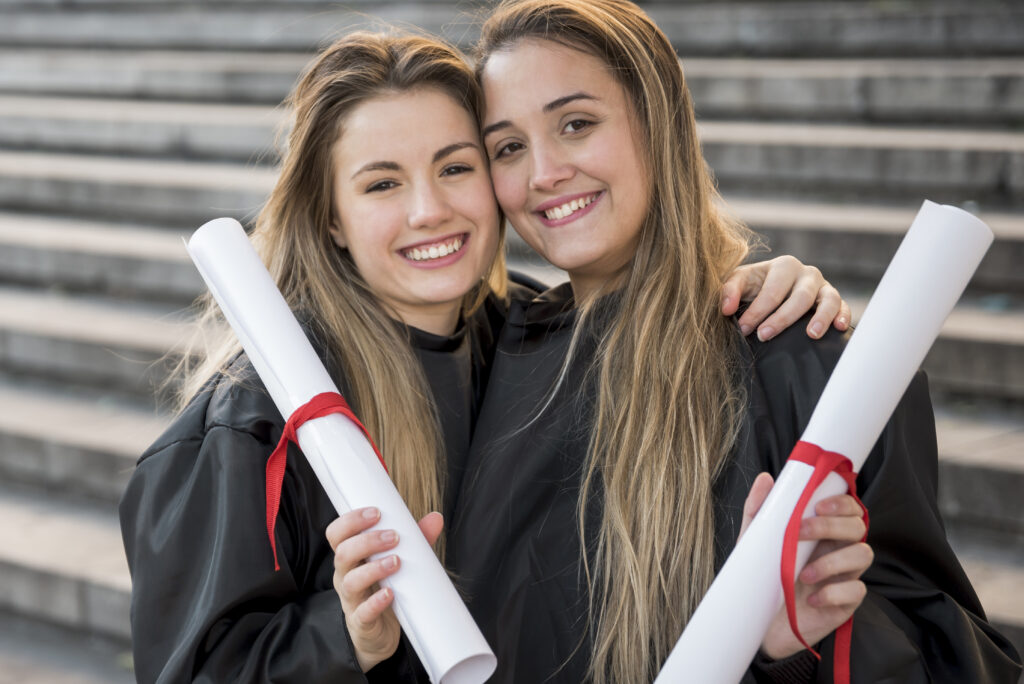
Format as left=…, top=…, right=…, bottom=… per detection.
left=401, top=234, right=466, bottom=262
left=541, top=193, right=600, bottom=221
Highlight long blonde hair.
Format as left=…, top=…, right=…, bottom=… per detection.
left=181, top=31, right=507, bottom=530
left=476, top=2, right=752, bottom=680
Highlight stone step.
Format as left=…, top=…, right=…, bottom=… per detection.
left=0, top=487, right=130, bottom=642
left=686, top=57, right=1024, bottom=125
left=0, top=48, right=307, bottom=104
left=0, top=287, right=191, bottom=400
left=936, top=405, right=1024, bottom=550
left=3, top=51, right=1021, bottom=128
left=0, top=212, right=199, bottom=302
left=0, top=611, right=133, bottom=684
left=0, top=382, right=167, bottom=505
left=700, top=121, right=1024, bottom=207
left=730, top=198, right=1024, bottom=292
left=0, top=95, right=283, bottom=161
left=0, top=150, right=274, bottom=226
left=0, top=2, right=1020, bottom=56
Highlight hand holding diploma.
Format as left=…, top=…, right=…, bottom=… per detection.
left=327, top=508, right=445, bottom=672
left=740, top=475, right=873, bottom=660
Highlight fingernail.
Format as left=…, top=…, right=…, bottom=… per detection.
left=758, top=326, right=774, bottom=342
left=802, top=566, right=817, bottom=583
left=383, top=555, right=398, bottom=569
left=838, top=316, right=848, bottom=327
left=380, top=530, right=398, bottom=543
left=362, top=507, right=379, bottom=520
left=810, top=322, right=823, bottom=337
left=380, top=588, right=391, bottom=602
left=739, top=324, right=752, bottom=336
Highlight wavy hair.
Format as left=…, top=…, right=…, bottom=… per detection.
left=180, top=31, right=507, bottom=536
left=476, top=1, right=752, bottom=680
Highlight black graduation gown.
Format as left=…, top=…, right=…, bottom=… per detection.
left=449, top=283, right=1023, bottom=684
left=118, top=292, right=511, bottom=683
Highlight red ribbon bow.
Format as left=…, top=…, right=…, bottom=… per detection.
left=265, top=391, right=389, bottom=570
left=781, top=441, right=869, bottom=684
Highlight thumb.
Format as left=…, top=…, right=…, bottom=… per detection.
left=738, top=472, right=774, bottom=540
left=417, top=511, right=444, bottom=547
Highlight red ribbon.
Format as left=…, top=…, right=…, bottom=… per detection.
left=265, top=391, right=388, bottom=571
left=781, top=441, right=869, bottom=684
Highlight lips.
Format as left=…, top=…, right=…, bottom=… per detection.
left=535, top=191, right=603, bottom=227
left=399, top=233, right=468, bottom=262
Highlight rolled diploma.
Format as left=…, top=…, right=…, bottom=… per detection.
left=655, top=200, right=993, bottom=683
left=186, top=218, right=496, bottom=684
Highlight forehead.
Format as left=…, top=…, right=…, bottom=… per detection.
left=480, top=39, right=618, bottom=117
left=333, top=88, right=478, bottom=167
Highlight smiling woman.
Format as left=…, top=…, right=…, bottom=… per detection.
left=328, top=88, right=499, bottom=335
left=117, top=32, right=513, bottom=683
left=482, top=41, right=649, bottom=298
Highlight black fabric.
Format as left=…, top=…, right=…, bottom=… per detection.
left=118, top=286, right=526, bottom=684
left=449, top=283, right=1023, bottom=684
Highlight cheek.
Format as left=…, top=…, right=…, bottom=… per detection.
left=489, top=165, right=526, bottom=217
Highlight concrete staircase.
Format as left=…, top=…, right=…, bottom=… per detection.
left=0, top=0, right=1020, bottom=680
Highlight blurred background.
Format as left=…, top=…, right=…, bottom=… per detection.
left=0, top=0, right=1021, bottom=681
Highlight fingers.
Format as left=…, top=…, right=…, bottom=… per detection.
left=734, top=256, right=804, bottom=336
left=800, top=542, right=873, bottom=585
left=334, top=527, right=400, bottom=593
left=814, top=494, right=863, bottom=518
left=720, top=266, right=761, bottom=317
left=350, top=586, right=396, bottom=630
left=800, top=511, right=867, bottom=543
left=806, top=579, right=868, bottom=609
left=738, top=472, right=774, bottom=539
left=339, top=554, right=401, bottom=610
left=418, top=512, right=444, bottom=548
left=803, top=284, right=842, bottom=340
left=834, top=298, right=852, bottom=331
left=326, top=506, right=381, bottom=550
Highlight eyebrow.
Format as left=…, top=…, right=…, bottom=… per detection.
left=350, top=141, right=479, bottom=180
left=481, top=91, right=599, bottom=139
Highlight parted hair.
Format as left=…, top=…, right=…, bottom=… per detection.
left=476, top=1, right=752, bottom=681
left=180, top=31, right=507, bottom=535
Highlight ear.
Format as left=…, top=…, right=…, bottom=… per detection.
left=327, top=221, right=347, bottom=249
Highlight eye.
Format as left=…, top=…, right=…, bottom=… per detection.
left=366, top=179, right=397, bottom=193
left=492, top=141, right=525, bottom=160
left=563, top=119, right=593, bottom=134
left=441, top=163, right=472, bottom=177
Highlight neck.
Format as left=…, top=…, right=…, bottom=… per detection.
left=394, top=303, right=461, bottom=336
left=569, top=270, right=626, bottom=305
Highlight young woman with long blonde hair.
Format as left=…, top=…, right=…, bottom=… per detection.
left=118, top=27, right=848, bottom=683
left=436, top=1, right=1023, bottom=682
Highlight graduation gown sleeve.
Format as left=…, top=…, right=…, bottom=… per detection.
left=119, top=362, right=412, bottom=684
left=730, top=320, right=1023, bottom=684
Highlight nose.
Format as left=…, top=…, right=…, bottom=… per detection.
left=408, top=181, right=453, bottom=230
left=529, top=141, right=573, bottom=192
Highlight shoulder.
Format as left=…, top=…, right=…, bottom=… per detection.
left=742, top=311, right=849, bottom=405
left=138, top=353, right=283, bottom=466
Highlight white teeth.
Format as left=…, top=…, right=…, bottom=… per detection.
left=403, top=237, right=463, bottom=261
left=544, top=194, right=596, bottom=221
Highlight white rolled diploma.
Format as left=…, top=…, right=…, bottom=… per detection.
left=186, top=218, right=496, bottom=684
left=655, top=200, right=993, bottom=683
